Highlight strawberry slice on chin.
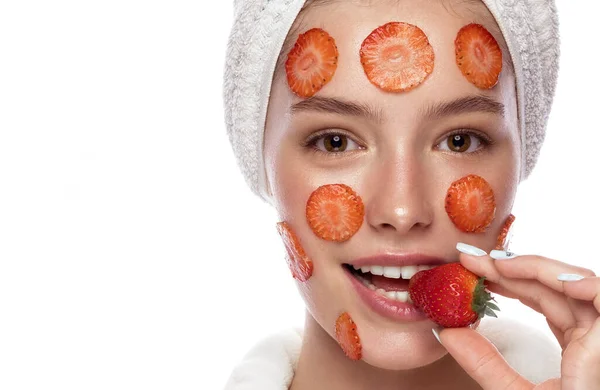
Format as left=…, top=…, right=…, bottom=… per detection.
left=335, top=312, right=362, bottom=360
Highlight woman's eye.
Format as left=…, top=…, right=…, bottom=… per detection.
left=313, top=133, right=360, bottom=153
left=438, top=133, right=483, bottom=153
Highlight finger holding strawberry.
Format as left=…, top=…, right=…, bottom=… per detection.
left=431, top=244, right=600, bottom=389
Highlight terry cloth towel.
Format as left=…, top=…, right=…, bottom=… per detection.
left=223, top=319, right=562, bottom=389
left=223, top=0, right=560, bottom=203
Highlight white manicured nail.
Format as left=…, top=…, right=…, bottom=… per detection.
left=490, top=250, right=517, bottom=260
left=456, top=243, right=487, bottom=257
left=557, top=273, right=585, bottom=282
left=432, top=328, right=442, bottom=344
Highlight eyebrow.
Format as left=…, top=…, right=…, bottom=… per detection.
left=422, top=95, right=505, bottom=120
left=290, top=96, right=383, bottom=123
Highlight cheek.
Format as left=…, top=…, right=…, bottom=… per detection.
left=274, top=183, right=365, bottom=281
left=443, top=172, right=518, bottom=249
left=495, top=213, right=516, bottom=250
left=270, top=158, right=316, bottom=281
left=276, top=222, right=314, bottom=282
left=268, top=146, right=310, bottom=220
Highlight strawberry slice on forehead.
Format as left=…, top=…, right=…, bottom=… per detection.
left=360, top=22, right=435, bottom=92
left=285, top=28, right=339, bottom=98
left=455, top=23, right=503, bottom=89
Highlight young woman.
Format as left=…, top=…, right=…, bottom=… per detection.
left=222, top=0, right=600, bottom=388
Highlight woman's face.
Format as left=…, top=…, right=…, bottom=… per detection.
left=264, top=0, right=520, bottom=370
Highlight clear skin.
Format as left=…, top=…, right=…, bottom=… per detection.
left=261, top=0, right=600, bottom=389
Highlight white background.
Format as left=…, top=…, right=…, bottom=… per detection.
left=0, top=1, right=598, bottom=389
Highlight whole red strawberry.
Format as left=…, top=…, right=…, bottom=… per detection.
left=408, top=263, right=499, bottom=328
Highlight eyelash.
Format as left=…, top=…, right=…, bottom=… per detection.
left=439, top=129, right=495, bottom=155
left=303, top=128, right=495, bottom=155
left=303, top=129, right=364, bottom=155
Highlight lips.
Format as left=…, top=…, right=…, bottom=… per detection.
left=344, top=266, right=429, bottom=321
left=348, top=253, right=448, bottom=268
left=342, top=253, right=448, bottom=322
left=348, top=263, right=436, bottom=281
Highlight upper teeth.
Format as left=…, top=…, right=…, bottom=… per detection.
left=352, top=264, right=434, bottom=279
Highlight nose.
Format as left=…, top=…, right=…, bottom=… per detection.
left=364, top=157, right=434, bottom=237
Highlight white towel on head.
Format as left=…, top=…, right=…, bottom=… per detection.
left=223, top=0, right=560, bottom=204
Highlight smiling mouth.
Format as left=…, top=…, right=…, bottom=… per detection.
left=343, top=263, right=436, bottom=303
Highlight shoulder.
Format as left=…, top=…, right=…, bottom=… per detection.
left=478, top=317, right=561, bottom=384
left=223, top=328, right=303, bottom=390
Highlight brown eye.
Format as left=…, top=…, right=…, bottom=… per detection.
left=324, top=134, right=348, bottom=152
left=447, top=134, right=472, bottom=152
left=437, top=131, right=487, bottom=154
left=309, top=132, right=361, bottom=153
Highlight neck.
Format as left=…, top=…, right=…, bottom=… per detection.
left=290, top=312, right=479, bottom=390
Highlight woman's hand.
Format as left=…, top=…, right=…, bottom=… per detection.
left=436, top=247, right=600, bottom=389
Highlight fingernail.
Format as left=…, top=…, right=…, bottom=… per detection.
left=490, top=250, right=517, bottom=260
left=432, top=328, right=443, bottom=344
left=557, top=273, right=585, bottom=282
left=456, top=243, right=487, bottom=257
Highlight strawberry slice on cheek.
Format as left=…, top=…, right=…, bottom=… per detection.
left=445, top=175, right=496, bottom=233
left=306, top=184, right=365, bottom=242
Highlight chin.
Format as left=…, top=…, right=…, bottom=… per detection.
left=358, top=326, right=449, bottom=370
left=298, top=264, right=463, bottom=371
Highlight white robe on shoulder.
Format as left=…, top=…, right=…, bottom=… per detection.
left=223, top=318, right=561, bottom=390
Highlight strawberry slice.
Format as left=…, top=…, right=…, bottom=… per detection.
left=495, top=214, right=516, bottom=250
left=306, top=184, right=364, bottom=242
left=408, top=262, right=499, bottom=328
left=455, top=23, right=503, bottom=89
left=285, top=28, right=339, bottom=98
left=276, top=222, right=314, bottom=282
left=335, top=312, right=362, bottom=360
left=445, top=175, right=496, bottom=233
left=360, top=22, right=435, bottom=92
